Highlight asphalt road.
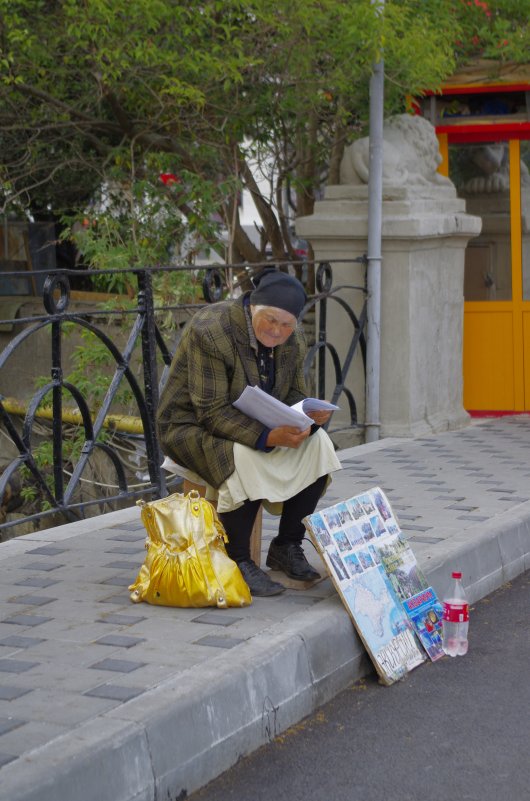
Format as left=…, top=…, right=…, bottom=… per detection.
left=190, top=570, right=530, bottom=801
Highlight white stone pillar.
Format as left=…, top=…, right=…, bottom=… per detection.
left=297, top=183, right=482, bottom=442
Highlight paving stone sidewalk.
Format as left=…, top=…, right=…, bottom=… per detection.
left=0, top=416, right=529, bottom=801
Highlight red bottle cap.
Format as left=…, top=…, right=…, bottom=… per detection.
left=452, top=571, right=462, bottom=579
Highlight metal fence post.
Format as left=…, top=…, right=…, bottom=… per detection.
left=136, top=269, right=166, bottom=497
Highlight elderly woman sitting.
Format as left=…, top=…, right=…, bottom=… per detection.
left=157, top=269, right=341, bottom=596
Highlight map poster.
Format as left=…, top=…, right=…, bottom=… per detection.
left=304, top=487, right=426, bottom=686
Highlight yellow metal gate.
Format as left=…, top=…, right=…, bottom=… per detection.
left=446, top=139, right=530, bottom=412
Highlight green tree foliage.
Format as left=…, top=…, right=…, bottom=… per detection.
left=0, top=0, right=526, bottom=270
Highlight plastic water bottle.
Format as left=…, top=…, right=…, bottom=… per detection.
left=442, top=571, right=469, bottom=657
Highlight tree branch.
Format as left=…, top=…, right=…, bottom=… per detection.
left=238, top=156, right=285, bottom=259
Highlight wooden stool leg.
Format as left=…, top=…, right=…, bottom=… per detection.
left=250, top=506, right=263, bottom=567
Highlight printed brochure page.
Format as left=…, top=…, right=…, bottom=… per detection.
left=233, top=385, right=339, bottom=430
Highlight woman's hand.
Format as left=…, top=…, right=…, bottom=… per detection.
left=306, top=410, right=332, bottom=426
left=266, top=425, right=311, bottom=449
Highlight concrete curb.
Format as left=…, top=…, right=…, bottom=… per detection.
left=2, top=503, right=530, bottom=800
left=1, top=595, right=367, bottom=801
left=424, top=499, right=530, bottom=602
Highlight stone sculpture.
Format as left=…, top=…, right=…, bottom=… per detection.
left=339, top=113, right=455, bottom=194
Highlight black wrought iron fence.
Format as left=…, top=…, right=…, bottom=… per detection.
left=0, top=261, right=367, bottom=539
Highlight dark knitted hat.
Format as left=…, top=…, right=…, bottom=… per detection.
left=249, top=270, right=306, bottom=318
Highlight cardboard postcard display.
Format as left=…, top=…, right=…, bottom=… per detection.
left=303, top=487, right=443, bottom=686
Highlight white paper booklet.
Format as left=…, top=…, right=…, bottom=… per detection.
left=233, top=385, right=339, bottom=430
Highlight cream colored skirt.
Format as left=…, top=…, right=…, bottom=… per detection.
left=162, top=428, right=342, bottom=514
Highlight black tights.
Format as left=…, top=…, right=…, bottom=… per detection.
left=219, top=474, right=328, bottom=563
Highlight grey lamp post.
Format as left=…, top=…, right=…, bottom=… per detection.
left=365, top=0, right=384, bottom=443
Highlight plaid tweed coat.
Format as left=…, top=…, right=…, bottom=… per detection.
left=156, top=294, right=309, bottom=489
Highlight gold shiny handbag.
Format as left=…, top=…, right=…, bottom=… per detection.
left=129, top=490, right=252, bottom=608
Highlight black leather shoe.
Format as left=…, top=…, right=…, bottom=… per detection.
left=238, top=560, right=286, bottom=597
left=266, top=539, right=321, bottom=582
